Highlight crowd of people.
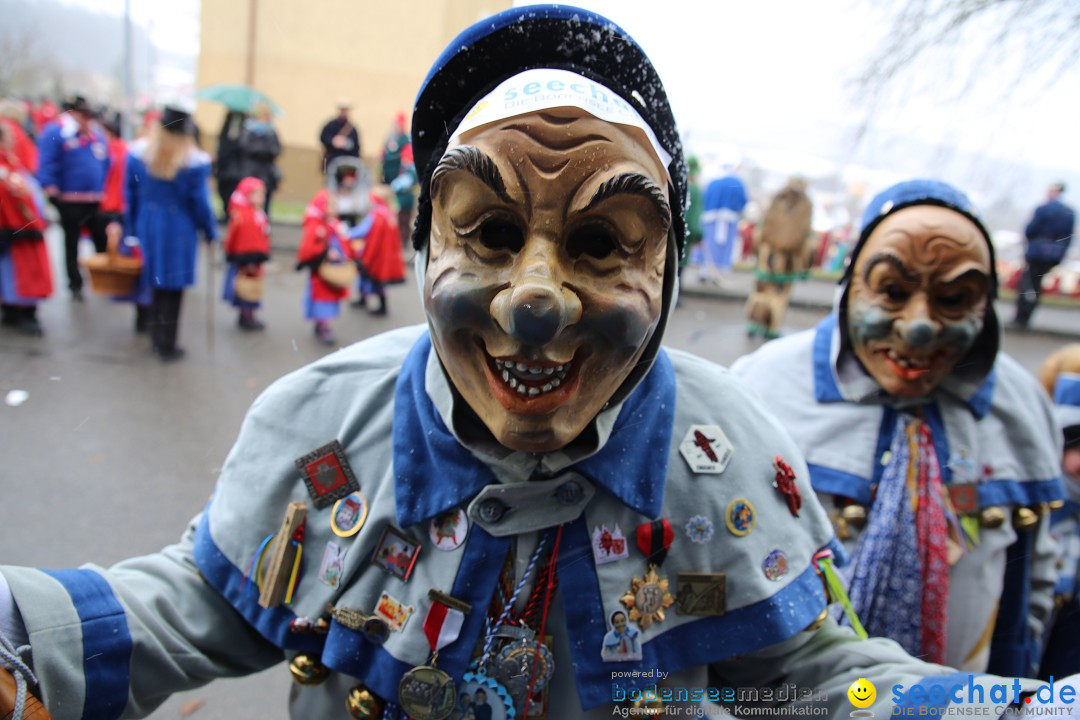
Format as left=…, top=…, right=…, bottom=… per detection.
left=0, top=93, right=411, bottom=359
left=1, top=5, right=1078, bottom=718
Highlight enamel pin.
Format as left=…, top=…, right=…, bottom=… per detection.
left=591, top=523, right=629, bottom=564
left=763, top=549, right=789, bottom=581
left=684, top=515, right=714, bottom=544
left=725, top=498, right=756, bottom=537
left=331, top=492, right=369, bottom=537
left=317, top=541, right=346, bottom=588
left=429, top=508, right=469, bottom=551
left=679, top=424, right=734, bottom=474
left=374, top=591, right=415, bottom=632
left=772, top=455, right=802, bottom=517
left=294, top=439, right=360, bottom=510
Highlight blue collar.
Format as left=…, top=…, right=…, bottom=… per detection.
left=811, top=314, right=996, bottom=418
left=393, top=333, right=676, bottom=526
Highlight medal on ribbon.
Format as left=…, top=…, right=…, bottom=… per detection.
left=397, top=590, right=472, bottom=720
left=622, top=519, right=675, bottom=630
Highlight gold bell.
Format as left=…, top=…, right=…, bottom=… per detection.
left=1013, top=507, right=1039, bottom=532
left=1049, top=499, right=1066, bottom=511
left=979, top=507, right=1006, bottom=529
left=805, top=608, right=829, bottom=632
left=840, top=504, right=868, bottom=529
left=632, top=696, right=666, bottom=716
left=288, top=653, right=330, bottom=686
left=346, top=684, right=385, bottom=720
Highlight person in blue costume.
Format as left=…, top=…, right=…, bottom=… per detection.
left=733, top=179, right=1065, bottom=678
left=1, top=9, right=1076, bottom=720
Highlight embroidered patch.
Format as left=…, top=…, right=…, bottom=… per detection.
left=591, top=523, right=629, bottom=565
left=679, top=424, right=734, bottom=474
left=725, top=499, right=756, bottom=537
left=947, top=484, right=978, bottom=515
left=294, top=439, right=360, bottom=510
left=685, top=515, right=714, bottom=544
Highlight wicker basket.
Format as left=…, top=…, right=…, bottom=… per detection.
left=81, top=233, right=142, bottom=296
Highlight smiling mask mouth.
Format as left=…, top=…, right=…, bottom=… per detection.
left=490, top=356, right=572, bottom=397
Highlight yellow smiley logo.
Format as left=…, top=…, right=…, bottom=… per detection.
left=847, top=678, right=876, bottom=708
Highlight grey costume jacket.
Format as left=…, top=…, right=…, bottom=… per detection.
left=1, top=326, right=1043, bottom=718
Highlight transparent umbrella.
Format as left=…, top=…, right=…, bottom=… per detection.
left=194, top=84, right=283, bottom=116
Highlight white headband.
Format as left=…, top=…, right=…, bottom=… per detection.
left=448, top=68, right=672, bottom=172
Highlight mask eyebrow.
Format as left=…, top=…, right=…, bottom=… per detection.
left=863, top=252, right=919, bottom=284
left=939, top=267, right=990, bottom=286
left=582, top=172, right=671, bottom=232
left=430, top=146, right=512, bottom=203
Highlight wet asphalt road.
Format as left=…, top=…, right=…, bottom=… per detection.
left=0, top=223, right=1067, bottom=718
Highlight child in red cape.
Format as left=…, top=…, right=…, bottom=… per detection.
left=0, top=121, right=51, bottom=335
left=349, top=185, right=405, bottom=316
left=296, top=188, right=354, bottom=345
left=223, top=177, right=271, bottom=330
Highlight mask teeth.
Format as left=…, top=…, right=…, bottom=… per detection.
left=493, top=357, right=568, bottom=395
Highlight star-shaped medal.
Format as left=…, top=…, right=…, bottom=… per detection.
left=620, top=564, right=674, bottom=631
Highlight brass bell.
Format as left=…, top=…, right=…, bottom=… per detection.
left=1013, top=506, right=1039, bottom=532
left=288, top=653, right=330, bottom=686
left=805, top=608, right=829, bottom=632
left=979, top=507, right=1006, bottom=529
left=1049, top=499, right=1066, bottom=511
left=632, top=696, right=666, bottom=716
left=840, top=504, right=868, bottom=529
left=346, top=684, right=385, bottom=720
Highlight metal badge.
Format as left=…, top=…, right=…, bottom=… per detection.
left=429, top=508, right=469, bottom=551
left=674, top=571, right=726, bottom=616
left=331, top=492, right=369, bottom=537
left=679, top=424, right=735, bottom=474
left=295, top=439, right=361, bottom=509
left=372, top=525, right=421, bottom=582
left=724, top=498, right=756, bottom=537
left=493, top=638, right=556, bottom=700
left=398, top=665, right=457, bottom=720
left=620, top=564, right=674, bottom=631
left=591, top=523, right=629, bottom=565
left=762, top=549, right=789, bottom=581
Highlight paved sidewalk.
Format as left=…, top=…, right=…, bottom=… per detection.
left=680, top=270, right=1080, bottom=340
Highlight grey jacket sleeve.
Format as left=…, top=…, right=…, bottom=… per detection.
left=1, top=515, right=284, bottom=720
left=710, top=618, right=1040, bottom=717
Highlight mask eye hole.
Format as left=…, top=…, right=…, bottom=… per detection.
left=478, top=218, right=524, bottom=253
left=567, top=225, right=617, bottom=260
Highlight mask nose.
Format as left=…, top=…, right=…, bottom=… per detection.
left=492, top=281, right=582, bottom=346
left=897, top=296, right=938, bottom=348
left=509, top=283, right=565, bottom=346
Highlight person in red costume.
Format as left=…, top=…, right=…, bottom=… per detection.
left=349, top=185, right=406, bottom=316
left=0, top=121, right=52, bottom=336
left=296, top=188, right=354, bottom=345
left=223, top=177, right=271, bottom=330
